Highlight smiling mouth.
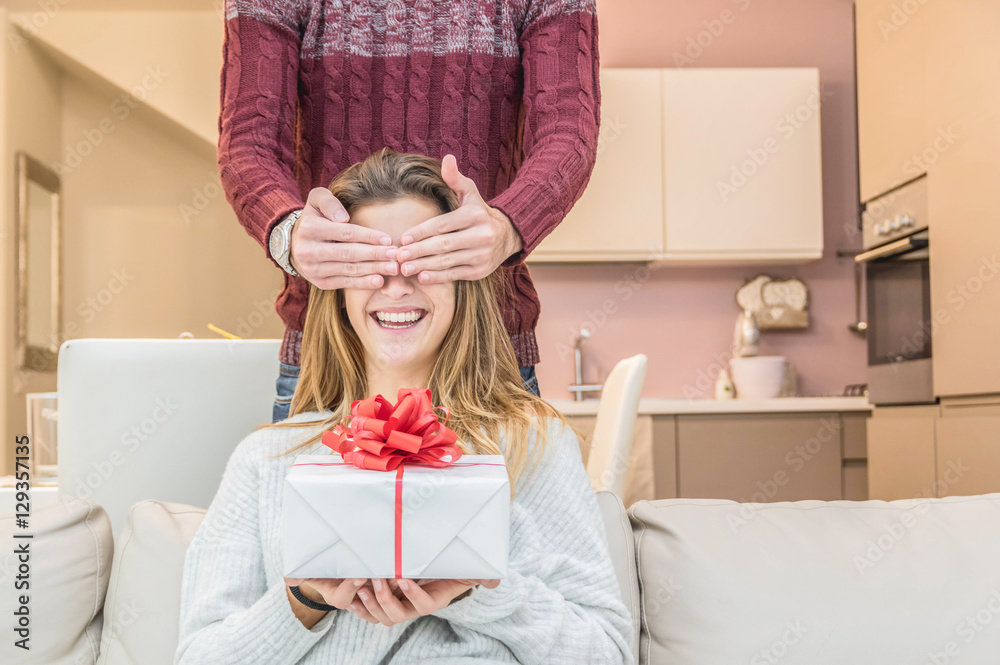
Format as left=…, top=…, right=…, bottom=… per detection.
left=370, top=309, right=426, bottom=330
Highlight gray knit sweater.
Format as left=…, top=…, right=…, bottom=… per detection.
left=175, top=410, right=634, bottom=664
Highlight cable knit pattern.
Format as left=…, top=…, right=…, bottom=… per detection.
left=175, top=410, right=634, bottom=664
left=218, top=0, right=601, bottom=369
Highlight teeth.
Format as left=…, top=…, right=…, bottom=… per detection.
left=374, top=310, right=422, bottom=325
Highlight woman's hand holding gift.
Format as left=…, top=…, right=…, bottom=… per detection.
left=284, top=576, right=374, bottom=611
left=351, top=578, right=501, bottom=626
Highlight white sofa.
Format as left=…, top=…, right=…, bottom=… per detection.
left=4, top=489, right=1000, bottom=665
left=10, top=341, right=997, bottom=663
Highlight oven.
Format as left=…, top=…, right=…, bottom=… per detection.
left=856, top=175, right=935, bottom=405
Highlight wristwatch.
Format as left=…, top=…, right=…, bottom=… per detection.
left=269, top=209, right=303, bottom=277
left=288, top=584, right=336, bottom=612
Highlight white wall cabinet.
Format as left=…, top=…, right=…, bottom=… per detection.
left=660, top=69, right=823, bottom=263
left=531, top=69, right=664, bottom=261
left=529, top=67, right=824, bottom=265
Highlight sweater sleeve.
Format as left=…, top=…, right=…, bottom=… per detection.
left=218, top=1, right=307, bottom=268
left=175, top=435, right=338, bottom=665
left=488, top=0, right=601, bottom=264
left=432, top=418, right=634, bottom=665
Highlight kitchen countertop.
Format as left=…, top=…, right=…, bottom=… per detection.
left=548, top=396, right=871, bottom=416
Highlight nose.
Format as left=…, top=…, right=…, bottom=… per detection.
left=379, top=269, right=415, bottom=298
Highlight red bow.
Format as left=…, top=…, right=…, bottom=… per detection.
left=320, top=388, right=462, bottom=471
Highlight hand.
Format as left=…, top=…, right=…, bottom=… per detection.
left=288, top=188, right=400, bottom=289
left=351, top=578, right=501, bottom=626
left=284, top=576, right=372, bottom=611
left=395, top=154, right=523, bottom=283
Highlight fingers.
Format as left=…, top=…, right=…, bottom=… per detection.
left=400, top=207, right=481, bottom=246
left=440, top=154, right=480, bottom=205
left=312, top=274, right=385, bottom=290
left=305, top=241, right=398, bottom=266
left=306, top=577, right=367, bottom=610
left=348, top=598, right=380, bottom=623
left=305, top=187, right=351, bottom=223
left=303, top=215, right=394, bottom=247
left=411, top=265, right=487, bottom=284
left=356, top=579, right=398, bottom=625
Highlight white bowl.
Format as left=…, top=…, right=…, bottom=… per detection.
left=730, top=356, right=787, bottom=399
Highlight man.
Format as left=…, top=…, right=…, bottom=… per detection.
left=217, top=0, right=601, bottom=422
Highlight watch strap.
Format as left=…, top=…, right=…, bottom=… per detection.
left=288, top=584, right=336, bottom=612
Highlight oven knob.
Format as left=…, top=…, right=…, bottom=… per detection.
left=891, top=216, right=902, bottom=231
left=900, top=214, right=915, bottom=228
left=877, top=222, right=889, bottom=235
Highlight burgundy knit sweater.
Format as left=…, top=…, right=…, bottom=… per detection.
left=218, top=0, right=600, bottom=368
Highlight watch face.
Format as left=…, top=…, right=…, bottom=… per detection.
left=269, top=224, right=286, bottom=259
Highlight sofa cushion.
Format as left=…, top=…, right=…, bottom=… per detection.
left=629, top=493, right=1000, bottom=665
left=595, top=490, right=640, bottom=662
left=97, top=500, right=205, bottom=665
left=0, top=498, right=113, bottom=664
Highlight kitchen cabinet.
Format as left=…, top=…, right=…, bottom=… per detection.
left=866, top=406, right=937, bottom=500
left=529, top=68, right=824, bottom=265
left=868, top=400, right=1000, bottom=499
left=676, top=413, right=843, bottom=502
left=659, top=69, right=823, bottom=263
left=855, top=0, right=928, bottom=202
left=923, top=1, right=1000, bottom=398
left=935, top=398, right=1000, bottom=498
left=531, top=69, right=664, bottom=262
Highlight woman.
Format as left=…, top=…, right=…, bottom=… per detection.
left=176, top=149, right=633, bottom=664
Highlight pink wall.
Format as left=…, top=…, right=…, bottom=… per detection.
left=531, top=0, right=867, bottom=400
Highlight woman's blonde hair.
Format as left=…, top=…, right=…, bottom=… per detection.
left=259, top=148, right=575, bottom=489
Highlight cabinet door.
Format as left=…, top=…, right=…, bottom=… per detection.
left=866, top=412, right=936, bottom=500
left=660, top=69, right=823, bottom=263
left=529, top=68, right=664, bottom=262
left=677, top=414, right=842, bottom=502
left=936, top=415, right=1000, bottom=497
left=924, top=1, right=1000, bottom=398
left=855, top=0, right=928, bottom=201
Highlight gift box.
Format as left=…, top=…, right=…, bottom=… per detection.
left=281, top=389, right=510, bottom=579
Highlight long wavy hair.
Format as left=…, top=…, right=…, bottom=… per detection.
left=259, top=148, right=575, bottom=489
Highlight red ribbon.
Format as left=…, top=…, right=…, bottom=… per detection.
left=318, top=388, right=463, bottom=578
left=320, top=388, right=462, bottom=471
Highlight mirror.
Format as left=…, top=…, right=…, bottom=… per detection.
left=15, top=151, right=62, bottom=372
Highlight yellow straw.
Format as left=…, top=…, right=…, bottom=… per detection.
left=207, top=323, right=242, bottom=340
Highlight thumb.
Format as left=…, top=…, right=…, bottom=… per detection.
left=441, top=154, right=478, bottom=204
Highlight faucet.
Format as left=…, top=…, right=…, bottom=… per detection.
left=567, top=328, right=602, bottom=401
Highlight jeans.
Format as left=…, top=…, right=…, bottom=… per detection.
left=272, top=362, right=540, bottom=423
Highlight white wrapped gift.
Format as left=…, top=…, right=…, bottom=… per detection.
left=282, top=453, right=510, bottom=579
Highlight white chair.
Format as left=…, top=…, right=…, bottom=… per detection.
left=585, top=354, right=647, bottom=497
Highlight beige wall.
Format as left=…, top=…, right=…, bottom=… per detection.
left=2, top=17, right=62, bottom=475
left=1, top=11, right=284, bottom=474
